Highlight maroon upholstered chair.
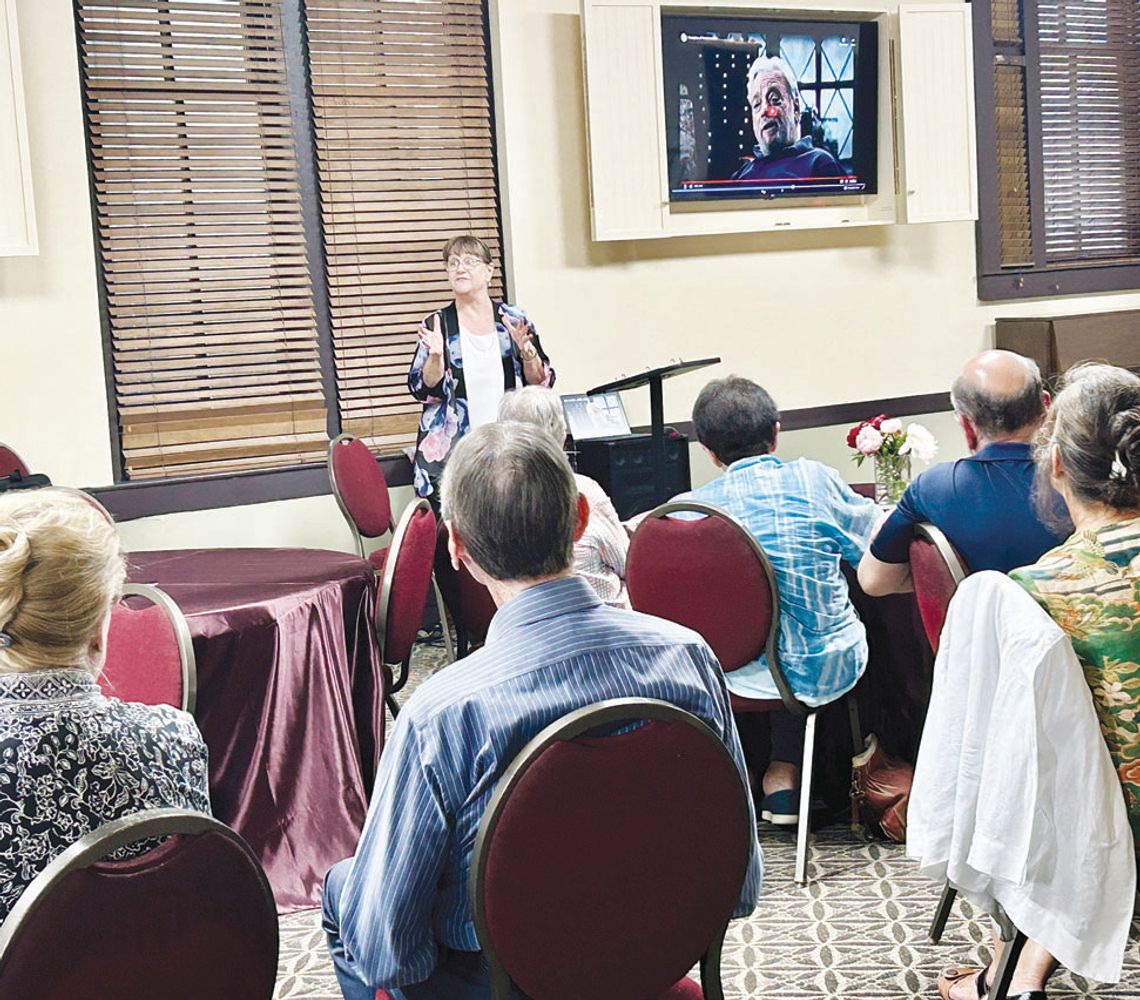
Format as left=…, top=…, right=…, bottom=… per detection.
left=328, top=434, right=394, bottom=573
left=908, top=523, right=970, bottom=944
left=0, top=445, right=28, bottom=480
left=627, top=500, right=861, bottom=885
left=909, top=522, right=969, bottom=656
left=470, top=697, right=751, bottom=1000
left=0, top=808, right=278, bottom=1000
left=434, top=521, right=497, bottom=658
left=377, top=499, right=438, bottom=716
left=101, top=583, right=197, bottom=714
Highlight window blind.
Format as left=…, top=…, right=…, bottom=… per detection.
left=978, top=0, right=1140, bottom=295
left=307, top=0, right=503, bottom=455
left=1037, top=0, right=1140, bottom=263
left=77, top=0, right=329, bottom=480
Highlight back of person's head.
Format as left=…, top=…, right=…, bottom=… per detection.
left=0, top=489, right=125, bottom=673
left=441, top=423, right=577, bottom=582
left=1039, top=362, right=1140, bottom=511
left=692, top=377, right=780, bottom=466
left=951, top=350, right=1045, bottom=439
left=496, top=386, right=567, bottom=445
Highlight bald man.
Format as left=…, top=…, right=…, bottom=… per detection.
left=858, top=351, right=1069, bottom=595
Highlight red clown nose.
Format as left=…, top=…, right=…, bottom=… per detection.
left=762, top=105, right=782, bottom=119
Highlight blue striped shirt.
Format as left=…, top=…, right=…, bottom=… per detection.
left=682, top=454, right=880, bottom=706
left=332, top=575, right=763, bottom=992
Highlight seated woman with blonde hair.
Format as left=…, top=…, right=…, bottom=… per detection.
left=941, top=361, right=1140, bottom=1000
left=0, top=488, right=210, bottom=919
left=497, top=386, right=630, bottom=608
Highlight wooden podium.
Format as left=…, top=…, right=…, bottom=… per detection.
left=586, top=357, right=719, bottom=511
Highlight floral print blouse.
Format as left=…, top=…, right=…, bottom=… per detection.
left=1011, top=516, right=1140, bottom=843
left=407, top=301, right=554, bottom=500
left=0, top=668, right=211, bottom=918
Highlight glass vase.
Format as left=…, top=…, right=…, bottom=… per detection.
left=874, top=453, right=911, bottom=506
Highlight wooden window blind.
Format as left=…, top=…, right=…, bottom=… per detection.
left=307, top=0, right=502, bottom=455
left=976, top=0, right=1140, bottom=297
left=77, top=0, right=329, bottom=480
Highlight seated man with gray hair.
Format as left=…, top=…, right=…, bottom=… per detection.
left=321, top=423, right=762, bottom=1000
left=497, top=386, right=630, bottom=608
left=857, top=349, right=1069, bottom=596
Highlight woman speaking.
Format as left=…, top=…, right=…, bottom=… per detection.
left=407, top=236, right=554, bottom=502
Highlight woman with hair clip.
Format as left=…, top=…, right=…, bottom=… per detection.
left=940, top=362, right=1140, bottom=1000
left=0, top=489, right=210, bottom=919
left=407, top=235, right=554, bottom=504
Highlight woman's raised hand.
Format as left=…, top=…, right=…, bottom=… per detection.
left=502, top=311, right=533, bottom=350
left=417, top=314, right=444, bottom=357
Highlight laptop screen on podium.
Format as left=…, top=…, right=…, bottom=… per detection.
left=561, top=392, right=632, bottom=440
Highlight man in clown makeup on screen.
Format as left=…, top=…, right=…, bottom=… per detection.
left=730, top=55, right=844, bottom=182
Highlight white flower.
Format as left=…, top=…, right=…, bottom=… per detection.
left=855, top=425, right=884, bottom=455
left=879, top=417, right=903, bottom=435
left=899, top=423, right=938, bottom=464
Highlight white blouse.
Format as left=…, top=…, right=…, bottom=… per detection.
left=458, top=325, right=506, bottom=429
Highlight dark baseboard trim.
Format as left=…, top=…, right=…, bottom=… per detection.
left=88, top=456, right=414, bottom=522
left=634, top=391, right=952, bottom=437
left=90, top=390, right=952, bottom=521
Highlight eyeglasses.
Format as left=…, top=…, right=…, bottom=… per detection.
left=446, top=255, right=489, bottom=272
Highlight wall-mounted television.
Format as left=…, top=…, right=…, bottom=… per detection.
left=661, top=13, right=879, bottom=202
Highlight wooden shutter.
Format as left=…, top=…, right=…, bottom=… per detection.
left=76, top=0, right=329, bottom=480
left=1037, top=0, right=1140, bottom=264
left=307, top=0, right=502, bottom=455
left=994, top=61, right=1033, bottom=268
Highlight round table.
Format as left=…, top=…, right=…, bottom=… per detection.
left=127, top=547, right=383, bottom=912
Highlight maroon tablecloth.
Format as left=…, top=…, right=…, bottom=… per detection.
left=127, top=548, right=383, bottom=912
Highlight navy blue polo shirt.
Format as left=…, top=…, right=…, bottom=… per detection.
left=870, top=441, right=1069, bottom=573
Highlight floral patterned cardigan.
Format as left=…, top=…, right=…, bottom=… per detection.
left=1010, top=515, right=1140, bottom=846
left=407, top=301, right=554, bottom=500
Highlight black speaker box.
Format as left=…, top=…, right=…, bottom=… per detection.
left=573, top=434, right=691, bottom=521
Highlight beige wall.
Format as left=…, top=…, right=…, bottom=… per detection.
left=0, top=0, right=1125, bottom=549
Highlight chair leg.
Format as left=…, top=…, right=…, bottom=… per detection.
left=847, top=694, right=863, bottom=757
left=389, top=656, right=411, bottom=694
left=431, top=574, right=456, bottom=663
left=385, top=692, right=400, bottom=718
left=987, top=929, right=1027, bottom=1000
left=698, top=922, right=728, bottom=1000
left=929, top=881, right=957, bottom=943
left=457, top=627, right=469, bottom=659
left=795, top=711, right=818, bottom=886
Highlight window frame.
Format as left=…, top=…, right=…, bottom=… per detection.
left=974, top=0, right=1140, bottom=300
left=77, top=0, right=505, bottom=515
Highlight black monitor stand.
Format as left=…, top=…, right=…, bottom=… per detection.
left=587, top=357, right=719, bottom=508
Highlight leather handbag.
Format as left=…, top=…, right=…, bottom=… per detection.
left=850, top=733, right=913, bottom=843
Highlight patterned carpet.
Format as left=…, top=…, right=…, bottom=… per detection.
left=273, top=637, right=1140, bottom=999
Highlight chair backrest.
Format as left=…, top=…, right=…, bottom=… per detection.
left=470, top=698, right=752, bottom=1000
left=0, top=445, right=28, bottom=480
left=101, top=583, right=197, bottom=714
left=627, top=500, right=800, bottom=709
left=908, top=522, right=970, bottom=655
left=0, top=809, right=278, bottom=1000
left=376, top=499, right=437, bottom=666
left=433, top=521, right=497, bottom=648
left=328, top=434, right=394, bottom=550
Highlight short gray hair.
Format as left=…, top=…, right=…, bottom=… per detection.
left=951, top=355, right=1044, bottom=438
left=496, top=386, right=567, bottom=444
left=746, top=55, right=801, bottom=105
left=440, top=422, right=577, bottom=582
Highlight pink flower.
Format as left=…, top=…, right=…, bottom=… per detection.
left=879, top=417, right=903, bottom=435
left=855, top=425, right=884, bottom=455
left=420, top=429, right=453, bottom=463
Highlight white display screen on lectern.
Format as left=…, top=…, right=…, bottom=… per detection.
left=561, top=393, right=632, bottom=441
